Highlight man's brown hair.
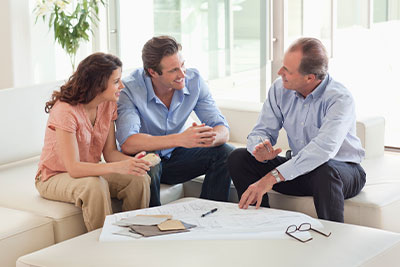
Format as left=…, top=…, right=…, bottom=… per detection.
left=142, top=36, right=182, bottom=77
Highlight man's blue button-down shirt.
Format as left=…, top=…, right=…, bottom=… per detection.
left=247, top=75, right=365, bottom=181
left=116, top=68, right=229, bottom=158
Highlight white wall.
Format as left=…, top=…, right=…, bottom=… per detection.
left=0, top=0, right=14, bottom=89
left=11, top=0, right=34, bottom=88
left=0, top=0, right=55, bottom=89
left=0, top=0, right=36, bottom=89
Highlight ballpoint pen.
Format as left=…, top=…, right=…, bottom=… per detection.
left=201, top=208, right=218, bottom=217
left=258, top=136, right=271, bottom=153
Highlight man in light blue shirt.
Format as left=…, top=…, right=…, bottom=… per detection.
left=228, top=37, right=366, bottom=222
left=116, top=36, right=234, bottom=206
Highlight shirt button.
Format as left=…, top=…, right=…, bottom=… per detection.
left=300, top=122, right=304, bottom=125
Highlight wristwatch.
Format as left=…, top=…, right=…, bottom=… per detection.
left=271, top=169, right=281, bottom=183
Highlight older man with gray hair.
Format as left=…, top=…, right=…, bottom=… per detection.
left=228, top=37, right=366, bottom=223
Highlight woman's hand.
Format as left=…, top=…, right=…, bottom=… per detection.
left=115, top=151, right=152, bottom=176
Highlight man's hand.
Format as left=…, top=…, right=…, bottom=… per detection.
left=253, top=139, right=282, bottom=162
left=238, top=174, right=276, bottom=209
left=180, top=122, right=217, bottom=148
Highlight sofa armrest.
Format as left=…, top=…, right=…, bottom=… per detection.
left=357, top=116, right=385, bottom=159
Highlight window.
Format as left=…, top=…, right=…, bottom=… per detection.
left=115, top=0, right=269, bottom=103
left=287, top=0, right=332, bottom=53
left=112, top=0, right=400, bottom=148
left=332, top=0, right=400, bottom=148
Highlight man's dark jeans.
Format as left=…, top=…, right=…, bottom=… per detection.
left=148, top=143, right=235, bottom=207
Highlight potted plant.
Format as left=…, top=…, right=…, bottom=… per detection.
left=34, top=0, right=105, bottom=71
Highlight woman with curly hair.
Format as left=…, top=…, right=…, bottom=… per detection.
left=36, top=53, right=152, bottom=231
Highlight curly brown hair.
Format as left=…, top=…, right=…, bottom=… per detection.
left=45, top=52, right=122, bottom=113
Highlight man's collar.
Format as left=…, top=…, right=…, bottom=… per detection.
left=293, top=74, right=330, bottom=99
left=182, top=86, right=190, bottom=95
left=309, top=74, right=330, bottom=99
left=143, top=72, right=157, bottom=102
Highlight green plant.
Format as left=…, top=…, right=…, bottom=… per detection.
left=34, top=0, right=105, bottom=70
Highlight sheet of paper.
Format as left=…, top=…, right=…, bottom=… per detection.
left=116, top=215, right=168, bottom=226
left=112, top=228, right=142, bottom=239
left=137, top=214, right=173, bottom=219
left=100, top=199, right=325, bottom=242
left=130, top=225, right=189, bottom=237
left=181, top=221, right=196, bottom=230
left=158, top=220, right=185, bottom=231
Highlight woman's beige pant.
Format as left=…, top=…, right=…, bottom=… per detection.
left=35, top=173, right=150, bottom=231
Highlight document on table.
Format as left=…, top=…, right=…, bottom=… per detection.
left=99, top=199, right=324, bottom=242
left=113, top=215, right=168, bottom=226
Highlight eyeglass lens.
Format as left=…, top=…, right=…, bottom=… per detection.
left=286, top=223, right=331, bottom=242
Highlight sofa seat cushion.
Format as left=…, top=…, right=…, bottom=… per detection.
left=0, top=157, right=86, bottom=243
left=160, top=183, right=184, bottom=205
left=360, top=153, right=400, bottom=181
left=0, top=207, right=54, bottom=267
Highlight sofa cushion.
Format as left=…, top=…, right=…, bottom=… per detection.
left=160, top=183, right=184, bottom=205
left=360, top=152, right=400, bottom=181
left=0, top=157, right=87, bottom=243
left=0, top=82, right=62, bottom=165
left=0, top=207, right=54, bottom=267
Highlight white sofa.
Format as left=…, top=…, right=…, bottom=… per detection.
left=1, top=82, right=400, bottom=266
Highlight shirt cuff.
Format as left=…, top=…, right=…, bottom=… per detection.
left=276, top=159, right=301, bottom=181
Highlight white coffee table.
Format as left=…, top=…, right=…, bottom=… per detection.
left=17, top=198, right=400, bottom=267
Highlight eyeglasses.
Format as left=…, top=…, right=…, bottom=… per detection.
left=286, top=223, right=331, bottom=243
